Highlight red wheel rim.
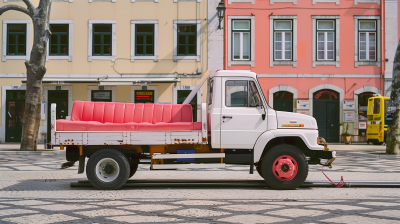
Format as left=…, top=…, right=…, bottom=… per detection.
left=272, top=155, right=298, bottom=182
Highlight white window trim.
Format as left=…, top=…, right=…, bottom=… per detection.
left=270, top=15, right=297, bottom=67
left=174, top=0, right=201, bottom=2
left=130, top=86, right=159, bottom=103
left=173, top=20, right=201, bottom=62
left=46, top=20, right=73, bottom=62
left=228, top=0, right=255, bottom=4
left=270, top=0, right=297, bottom=5
left=1, top=85, right=26, bottom=143
left=354, top=16, right=381, bottom=67
left=228, top=16, right=255, bottom=67
left=2, top=20, right=31, bottom=61
left=87, top=86, right=116, bottom=102
left=130, top=20, right=158, bottom=62
left=173, top=85, right=201, bottom=121
left=312, top=16, right=340, bottom=68
left=88, top=20, right=116, bottom=62
left=89, top=0, right=116, bottom=2
left=131, top=0, right=158, bottom=2
left=312, top=0, right=339, bottom=4
left=354, top=0, right=380, bottom=5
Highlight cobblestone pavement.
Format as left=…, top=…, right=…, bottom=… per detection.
left=0, top=151, right=400, bottom=224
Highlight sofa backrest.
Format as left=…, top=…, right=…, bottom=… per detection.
left=70, top=101, right=193, bottom=123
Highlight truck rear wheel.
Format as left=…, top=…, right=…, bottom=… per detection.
left=86, top=149, right=130, bottom=190
left=260, top=144, right=308, bottom=190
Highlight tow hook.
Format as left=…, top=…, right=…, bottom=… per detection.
left=323, top=157, right=336, bottom=169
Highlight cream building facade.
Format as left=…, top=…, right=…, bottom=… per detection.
left=0, top=0, right=208, bottom=144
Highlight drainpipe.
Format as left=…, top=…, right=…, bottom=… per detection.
left=381, top=0, right=385, bottom=95
left=224, top=0, right=228, bottom=70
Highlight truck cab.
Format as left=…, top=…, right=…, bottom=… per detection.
left=53, top=70, right=335, bottom=190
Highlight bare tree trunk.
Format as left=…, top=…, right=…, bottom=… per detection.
left=386, top=40, right=400, bottom=155
left=0, top=0, right=52, bottom=151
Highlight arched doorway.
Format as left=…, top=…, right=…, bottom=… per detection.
left=313, top=89, right=340, bottom=142
left=358, top=92, right=374, bottom=136
left=273, top=91, right=293, bottom=112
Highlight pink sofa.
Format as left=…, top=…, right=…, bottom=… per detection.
left=56, top=101, right=201, bottom=131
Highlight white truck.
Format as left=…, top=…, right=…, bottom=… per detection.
left=51, top=70, right=335, bottom=190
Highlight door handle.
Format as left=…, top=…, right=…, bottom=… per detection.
left=223, top=116, right=232, bottom=119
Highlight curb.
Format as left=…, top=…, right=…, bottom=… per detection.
left=336, top=151, right=400, bottom=159
left=0, top=150, right=65, bottom=155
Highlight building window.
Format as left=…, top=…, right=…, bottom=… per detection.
left=177, top=24, right=196, bottom=56
left=312, top=16, right=339, bottom=67
left=358, top=20, right=376, bottom=61
left=316, top=20, right=335, bottom=61
left=274, top=20, right=292, bottom=61
left=93, top=24, right=112, bottom=56
left=173, top=20, right=201, bottom=61
left=354, top=16, right=380, bottom=67
left=232, top=20, right=250, bottom=61
left=135, top=24, right=154, bottom=56
left=88, top=20, right=116, bottom=61
left=7, top=24, right=26, bottom=56
left=49, top=24, right=68, bottom=56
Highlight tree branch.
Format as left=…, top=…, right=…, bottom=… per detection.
left=22, top=0, right=35, bottom=14
left=0, top=4, right=32, bottom=18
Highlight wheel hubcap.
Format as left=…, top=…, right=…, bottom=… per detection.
left=272, top=155, right=298, bottom=182
left=96, top=158, right=120, bottom=183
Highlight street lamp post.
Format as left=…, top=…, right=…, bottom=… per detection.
left=217, top=0, right=226, bottom=30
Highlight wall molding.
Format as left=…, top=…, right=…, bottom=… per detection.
left=173, top=20, right=201, bottom=62
left=130, top=20, right=159, bottom=62
left=313, top=0, right=339, bottom=4
left=270, top=0, right=297, bottom=5
left=1, top=85, right=26, bottom=143
left=354, top=0, right=380, bottom=5
left=47, top=20, right=73, bottom=62
left=228, top=0, right=255, bottom=4
left=354, top=16, right=381, bottom=68
left=2, top=20, right=31, bottom=62
left=270, top=15, right=297, bottom=68
left=257, top=74, right=382, bottom=78
left=227, top=15, right=255, bottom=67
left=88, top=20, right=116, bottom=62
left=312, top=16, right=340, bottom=68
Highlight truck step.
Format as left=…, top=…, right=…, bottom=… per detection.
left=152, top=163, right=225, bottom=169
left=152, top=153, right=225, bottom=159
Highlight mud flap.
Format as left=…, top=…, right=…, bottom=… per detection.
left=78, top=155, right=85, bottom=174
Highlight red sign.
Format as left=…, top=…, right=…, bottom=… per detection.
left=314, top=90, right=338, bottom=100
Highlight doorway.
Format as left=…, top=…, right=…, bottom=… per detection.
left=177, top=90, right=197, bottom=122
left=273, top=91, right=293, bottom=112
left=313, top=89, right=340, bottom=143
left=5, top=90, right=26, bottom=142
left=47, top=90, right=68, bottom=145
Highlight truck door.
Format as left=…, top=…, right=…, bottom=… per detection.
left=220, top=77, right=267, bottom=149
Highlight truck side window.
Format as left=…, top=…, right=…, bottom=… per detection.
left=208, top=80, right=213, bottom=105
left=249, top=81, right=262, bottom=107
left=373, top=98, right=380, bottom=114
left=225, top=80, right=248, bottom=107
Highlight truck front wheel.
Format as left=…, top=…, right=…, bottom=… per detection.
left=86, top=149, right=130, bottom=190
left=260, top=144, right=308, bottom=190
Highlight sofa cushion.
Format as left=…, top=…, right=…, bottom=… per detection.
left=56, top=120, right=87, bottom=131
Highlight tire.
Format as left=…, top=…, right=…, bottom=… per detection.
left=255, top=161, right=263, bottom=178
left=86, top=149, right=130, bottom=190
left=128, top=159, right=139, bottom=178
left=260, top=144, right=308, bottom=190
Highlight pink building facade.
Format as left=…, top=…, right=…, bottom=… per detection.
left=224, top=0, right=385, bottom=142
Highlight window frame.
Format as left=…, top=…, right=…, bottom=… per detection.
left=316, top=20, right=336, bottom=61
left=88, top=20, right=116, bottom=62
left=312, top=15, right=340, bottom=67
left=92, top=24, right=112, bottom=56
left=47, top=20, right=73, bottom=61
left=49, top=24, right=69, bottom=56
left=131, top=20, right=158, bottom=62
left=228, top=15, right=255, bottom=67
left=358, top=20, right=377, bottom=62
left=135, top=24, right=155, bottom=56
left=224, top=80, right=262, bottom=108
left=354, top=16, right=381, bottom=67
left=177, top=24, right=197, bottom=56
left=2, top=20, right=31, bottom=61
left=273, top=19, right=293, bottom=61
left=269, top=15, right=297, bottom=67
left=173, top=20, right=201, bottom=62
left=231, top=19, right=251, bottom=61
left=6, top=24, right=26, bottom=56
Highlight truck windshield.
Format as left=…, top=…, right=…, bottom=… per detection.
left=249, top=81, right=262, bottom=107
